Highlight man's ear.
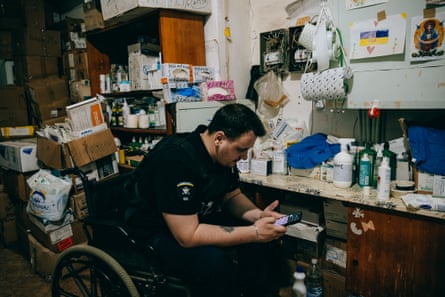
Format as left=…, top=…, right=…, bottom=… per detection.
left=214, top=131, right=226, bottom=144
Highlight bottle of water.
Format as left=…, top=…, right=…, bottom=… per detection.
left=291, top=266, right=306, bottom=297
left=306, top=258, right=323, bottom=297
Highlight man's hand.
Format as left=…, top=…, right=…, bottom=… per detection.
left=260, top=200, right=284, bottom=219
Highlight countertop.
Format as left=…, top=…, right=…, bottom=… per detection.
left=240, top=173, right=445, bottom=222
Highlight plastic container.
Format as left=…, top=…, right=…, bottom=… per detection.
left=360, top=143, right=377, bottom=187
left=383, top=142, right=397, bottom=181
left=291, top=266, right=306, bottom=297
left=306, top=258, right=323, bottom=297
left=359, top=153, right=371, bottom=187
left=333, top=142, right=353, bottom=188
left=377, top=156, right=391, bottom=201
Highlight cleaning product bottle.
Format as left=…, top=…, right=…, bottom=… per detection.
left=383, top=142, right=397, bottom=181
left=377, top=156, right=391, bottom=201
left=358, top=153, right=371, bottom=187
left=333, top=141, right=353, bottom=188
left=291, top=265, right=306, bottom=297
left=361, top=143, right=377, bottom=187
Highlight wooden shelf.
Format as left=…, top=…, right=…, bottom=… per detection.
left=111, top=126, right=168, bottom=135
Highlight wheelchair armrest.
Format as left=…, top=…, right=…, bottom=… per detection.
left=83, top=217, right=140, bottom=248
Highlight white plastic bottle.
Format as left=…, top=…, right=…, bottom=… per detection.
left=122, top=98, right=130, bottom=128
left=333, top=142, right=353, bottom=188
left=377, top=156, right=391, bottom=201
left=291, top=266, right=306, bottom=297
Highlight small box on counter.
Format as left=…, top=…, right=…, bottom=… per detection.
left=433, top=175, right=445, bottom=198
left=250, top=158, right=272, bottom=176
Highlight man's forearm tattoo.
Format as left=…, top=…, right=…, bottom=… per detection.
left=220, top=226, right=234, bottom=233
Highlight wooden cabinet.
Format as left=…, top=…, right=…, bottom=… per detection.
left=86, top=9, right=206, bottom=97
left=346, top=206, right=445, bottom=297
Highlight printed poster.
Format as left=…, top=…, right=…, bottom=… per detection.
left=346, top=0, right=388, bottom=10
left=409, top=12, right=445, bottom=61
left=349, top=13, right=407, bottom=59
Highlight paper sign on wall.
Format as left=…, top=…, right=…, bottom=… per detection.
left=349, top=13, right=407, bottom=59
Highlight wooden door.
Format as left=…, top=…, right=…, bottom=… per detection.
left=159, top=9, right=206, bottom=66
left=346, top=206, right=445, bottom=297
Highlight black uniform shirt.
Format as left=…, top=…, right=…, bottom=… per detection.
left=131, top=125, right=240, bottom=234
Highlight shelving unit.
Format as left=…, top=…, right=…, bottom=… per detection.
left=84, top=8, right=206, bottom=148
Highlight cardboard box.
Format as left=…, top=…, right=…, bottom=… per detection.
left=414, top=168, right=434, bottom=194
left=0, top=86, right=29, bottom=127
left=69, top=80, right=92, bottom=102
left=0, top=191, right=14, bottom=219
left=128, top=53, right=162, bottom=90
left=1, top=217, right=17, bottom=245
left=324, top=237, right=347, bottom=275
left=28, top=217, right=87, bottom=253
left=100, top=0, right=211, bottom=21
left=205, top=80, right=236, bottom=101
left=250, top=158, right=272, bottom=176
left=15, top=30, right=61, bottom=57
left=37, top=128, right=117, bottom=169
left=28, top=233, right=59, bottom=281
left=16, top=55, right=59, bottom=81
left=1, top=169, right=36, bottom=201
left=65, top=97, right=106, bottom=134
left=83, top=9, right=105, bottom=31
left=0, top=126, right=35, bottom=137
left=25, top=76, right=70, bottom=122
left=191, top=65, right=214, bottom=83
left=70, top=191, right=88, bottom=220
left=433, top=174, right=445, bottom=198
left=0, top=138, right=39, bottom=172
left=0, top=31, right=13, bottom=59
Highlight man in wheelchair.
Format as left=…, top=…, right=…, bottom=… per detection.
left=129, top=103, right=289, bottom=297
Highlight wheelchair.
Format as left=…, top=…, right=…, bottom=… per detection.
left=51, top=168, right=191, bottom=297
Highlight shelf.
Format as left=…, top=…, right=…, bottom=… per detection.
left=101, top=90, right=162, bottom=98
left=111, top=126, right=168, bottom=135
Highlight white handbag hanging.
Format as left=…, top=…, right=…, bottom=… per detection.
left=299, top=0, right=353, bottom=103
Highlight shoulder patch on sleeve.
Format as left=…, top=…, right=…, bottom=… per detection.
left=176, top=181, right=195, bottom=202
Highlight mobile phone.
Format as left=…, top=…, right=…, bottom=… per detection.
left=274, top=211, right=302, bottom=226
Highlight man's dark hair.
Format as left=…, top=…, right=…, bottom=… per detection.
left=207, top=103, right=266, bottom=139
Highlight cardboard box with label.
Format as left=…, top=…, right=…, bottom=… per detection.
left=100, top=0, right=211, bottom=22
left=0, top=138, right=39, bottom=172
left=37, top=128, right=117, bottom=169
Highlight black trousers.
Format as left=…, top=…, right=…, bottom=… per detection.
left=149, top=231, right=284, bottom=297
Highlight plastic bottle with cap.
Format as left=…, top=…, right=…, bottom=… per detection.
left=333, top=140, right=353, bottom=188
left=306, top=258, right=323, bottom=297
left=359, top=153, right=371, bottom=187
left=122, top=98, right=130, bottom=128
left=291, top=265, right=306, bottom=297
left=377, top=156, right=391, bottom=201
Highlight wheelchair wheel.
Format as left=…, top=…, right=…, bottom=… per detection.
left=51, top=244, right=140, bottom=297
